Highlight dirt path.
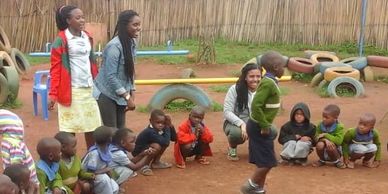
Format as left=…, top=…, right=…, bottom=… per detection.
left=9, top=61, right=388, bottom=194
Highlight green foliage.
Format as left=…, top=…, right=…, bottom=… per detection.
left=209, top=85, right=231, bottom=93
left=136, top=105, right=148, bottom=113
left=25, top=56, right=50, bottom=66
left=292, top=73, right=315, bottom=83
left=0, top=94, right=23, bottom=109
left=165, top=99, right=196, bottom=112
left=334, top=83, right=357, bottom=97
left=376, top=75, right=388, bottom=84
left=209, top=101, right=223, bottom=112
left=316, top=83, right=330, bottom=98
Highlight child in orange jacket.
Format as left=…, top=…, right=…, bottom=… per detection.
left=174, top=106, right=214, bottom=169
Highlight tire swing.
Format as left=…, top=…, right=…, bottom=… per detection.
left=10, top=48, right=31, bottom=75
left=0, top=26, right=11, bottom=53
left=323, top=66, right=360, bottom=82
left=287, top=57, right=315, bottom=73
left=0, top=73, right=9, bottom=105
left=147, top=83, right=212, bottom=111
left=327, top=77, right=365, bottom=98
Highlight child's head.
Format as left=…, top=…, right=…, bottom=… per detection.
left=93, top=126, right=113, bottom=146
left=54, top=132, right=77, bottom=158
left=0, top=174, right=19, bottom=194
left=37, top=137, right=62, bottom=163
left=113, top=128, right=136, bottom=152
left=3, top=164, right=30, bottom=192
left=260, top=51, right=287, bottom=78
left=322, top=104, right=340, bottom=127
left=291, top=102, right=310, bottom=124
left=189, top=106, right=205, bottom=126
left=149, top=109, right=167, bottom=131
left=357, top=113, right=376, bottom=134
left=0, top=109, right=24, bottom=141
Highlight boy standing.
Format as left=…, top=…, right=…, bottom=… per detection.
left=240, top=51, right=286, bottom=194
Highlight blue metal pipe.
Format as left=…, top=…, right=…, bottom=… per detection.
left=358, top=0, right=368, bottom=57
left=29, top=50, right=190, bottom=57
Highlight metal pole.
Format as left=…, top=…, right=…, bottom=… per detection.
left=358, top=0, right=368, bottom=57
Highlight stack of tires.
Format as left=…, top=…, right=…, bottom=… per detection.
left=0, top=25, right=30, bottom=104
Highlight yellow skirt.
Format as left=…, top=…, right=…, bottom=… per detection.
left=58, top=88, right=102, bottom=133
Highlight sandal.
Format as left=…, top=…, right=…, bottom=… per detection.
left=312, top=160, right=325, bottom=167
left=140, top=165, right=154, bottom=176
left=196, top=157, right=210, bottom=165
left=335, top=161, right=346, bottom=169
left=151, top=161, right=172, bottom=169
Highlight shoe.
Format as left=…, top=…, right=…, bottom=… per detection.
left=335, top=161, right=346, bottom=169
left=140, top=165, right=154, bottom=176
left=227, top=147, right=239, bottom=161
left=151, top=161, right=172, bottom=169
left=240, top=181, right=265, bottom=194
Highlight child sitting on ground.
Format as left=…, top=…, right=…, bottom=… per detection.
left=0, top=109, right=39, bottom=191
left=174, top=106, right=214, bottom=169
left=3, top=164, right=35, bottom=194
left=342, top=113, right=381, bottom=169
left=110, top=128, right=155, bottom=186
left=36, top=137, right=67, bottom=194
left=132, top=109, right=177, bottom=175
left=82, top=126, right=119, bottom=194
left=313, top=104, right=346, bottom=168
left=54, top=132, right=95, bottom=193
left=278, top=102, right=316, bottom=166
left=0, top=174, right=19, bottom=194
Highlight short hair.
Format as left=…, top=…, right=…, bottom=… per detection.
left=191, top=105, right=206, bottom=115
left=360, top=113, right=376, bottom=124
left=93, top=126, right=113, bottom=145
left=150, top=109, right=166, bottom=120
left=112, top=128, right=134, bottom=145
left=260, top=51, right=286, bottom=72
left=3, top=164, right=29, bottom=185
left=36, top=137, right=61, bottom=158
left=55, top=5, right=78, bottom=30
left=323, top=104, right=341, bottom=118
left=54, top=132, right=75, bottom=145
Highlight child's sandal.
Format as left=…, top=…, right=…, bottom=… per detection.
left=140, top=165, right=154, bottom=176
left=196, top=157, right=210, bottom=165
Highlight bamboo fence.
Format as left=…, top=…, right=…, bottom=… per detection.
left=1, top=0, right=388, bottom=52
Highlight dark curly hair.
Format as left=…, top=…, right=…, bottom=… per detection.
left=236, top=63, right=261, bottom=112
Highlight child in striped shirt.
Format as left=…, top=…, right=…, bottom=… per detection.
left=0, top=109, right=39, bottom=192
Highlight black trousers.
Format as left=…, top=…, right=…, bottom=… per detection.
left=97, top=93, right=126, bottom=129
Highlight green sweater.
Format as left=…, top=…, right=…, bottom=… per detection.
left=59, top=156, right=94, bottom=192
left=37, top=168, right=64, bottom=194
left=250, top=77, right=281, bottom=129
left=342, top=128, right=381, bottom=161
left=315, top=122, right=345, bottom=146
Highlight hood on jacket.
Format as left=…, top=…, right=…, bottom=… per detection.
left=290, top=102, right=311, bottom=124
left=0, top=109, right=24, bottom=141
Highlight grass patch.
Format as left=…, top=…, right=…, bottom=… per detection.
left=376, top=75, right=388, bottom=84
left=0, top=95, right=23, bottom=109
left=334, top=83, right=358, bottom=97
left=292, top=72, right=314, bottom=83
left=279, top=87, right=289, bottom=96
left=136, top=105, right=148, bottom=113
left=165, top=99, right=196, bottom=112
left=209, top=85, right=231, bottom=93
left=316, top=83, right=330, bottom=98
left=26, top=56, right=50, bottom=66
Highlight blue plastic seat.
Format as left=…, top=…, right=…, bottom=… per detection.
left=32, top=70, right=50, bottom=120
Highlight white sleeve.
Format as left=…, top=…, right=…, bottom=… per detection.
left=223, top=85, right=245, bottom=127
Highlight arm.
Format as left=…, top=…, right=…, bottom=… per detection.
left=199, top=124, right=214, bottom=143
left=373, top=130, right=381, bottom=161
left=102, top=44, right=128, bottom=97
left=149, top=129, right=170, bottom=147
left=37, top=169, right=47, bottom=194
left=177, top=121, right=197, bottom=144
left=342, top=129, right=353, bottom=160
left=223, top=85, right=245, bottom=127
left=323, top=123, right=345, bottom=146
left=250, top=81, right=271, bottom=129
left=49, top=37, right=63, bottom=101
left=278, top=123, right=296, bottom=145
left=51, top=172, right=64, bottom=191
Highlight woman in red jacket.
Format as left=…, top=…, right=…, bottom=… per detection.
left=49, top=5, right=101, bottom=148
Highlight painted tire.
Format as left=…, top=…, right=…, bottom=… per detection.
left=0, top=73, right=9, bottom=105
left=361, top=66, right=374, bottom=82
left=319, top=62, right=350, bottom=74
left=0, top=66, right=19, bottom=98
left=311, top=53, right=339, bottom=64
left=327, top=77, right=365, bottom=98
left=318, top=79, right=328, bottom=91
left=0, top=51, right=15, bottom=69
left=147, top=84, right=212, bottom=111
left=181, top=68, right=196, bottom=78
left=0, top=26, right=11, bottom=53
left=367, top=55, right=388, bottom=68
left=304, top=50, right=336, bottom=59
left=10, top=48, right=30, bottom=75
left=310, top=72, right=323, bottom=87
left=323, top=66, right=360, bottom=82
left=339, top=57, right=359, bottom=64
left=347, top=57, right=367, bottom=70
left=287, top=57, right=315, bottom=73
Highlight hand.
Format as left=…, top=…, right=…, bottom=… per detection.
left=261, top=128, right=270, bottom=136
left=195, top=123, right=204, bottom=133
left=324, top=139, right=336, bottom=150
left=48, top=99, right=56, bottom=110
left=317, top=133, right=326, bottom=140
left=165, top=115, right=173, bottom=128
left=344, top=158, right=349, bottom=165
left=300, top=136, right=311, bottom=142
left=52, top=188, right=63, bottom=194
left=240, top=123, right=248, bottom=141
left=295, top=134, right=301, bottom=140
left=125, top=98, right=136, bottom=112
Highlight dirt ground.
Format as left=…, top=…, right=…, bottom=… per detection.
left=8, top=61, right=388, bottom=194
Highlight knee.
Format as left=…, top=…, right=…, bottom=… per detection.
left=315, top=141, right=325, bottom=150
left=180, top=143, right=193, bottom=157
left=80, top=181, right=92, bottom=194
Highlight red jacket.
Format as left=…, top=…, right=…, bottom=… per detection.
left=174, top=119, right=213, bottom=165
left=49, top=30, right=98, bottom=106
